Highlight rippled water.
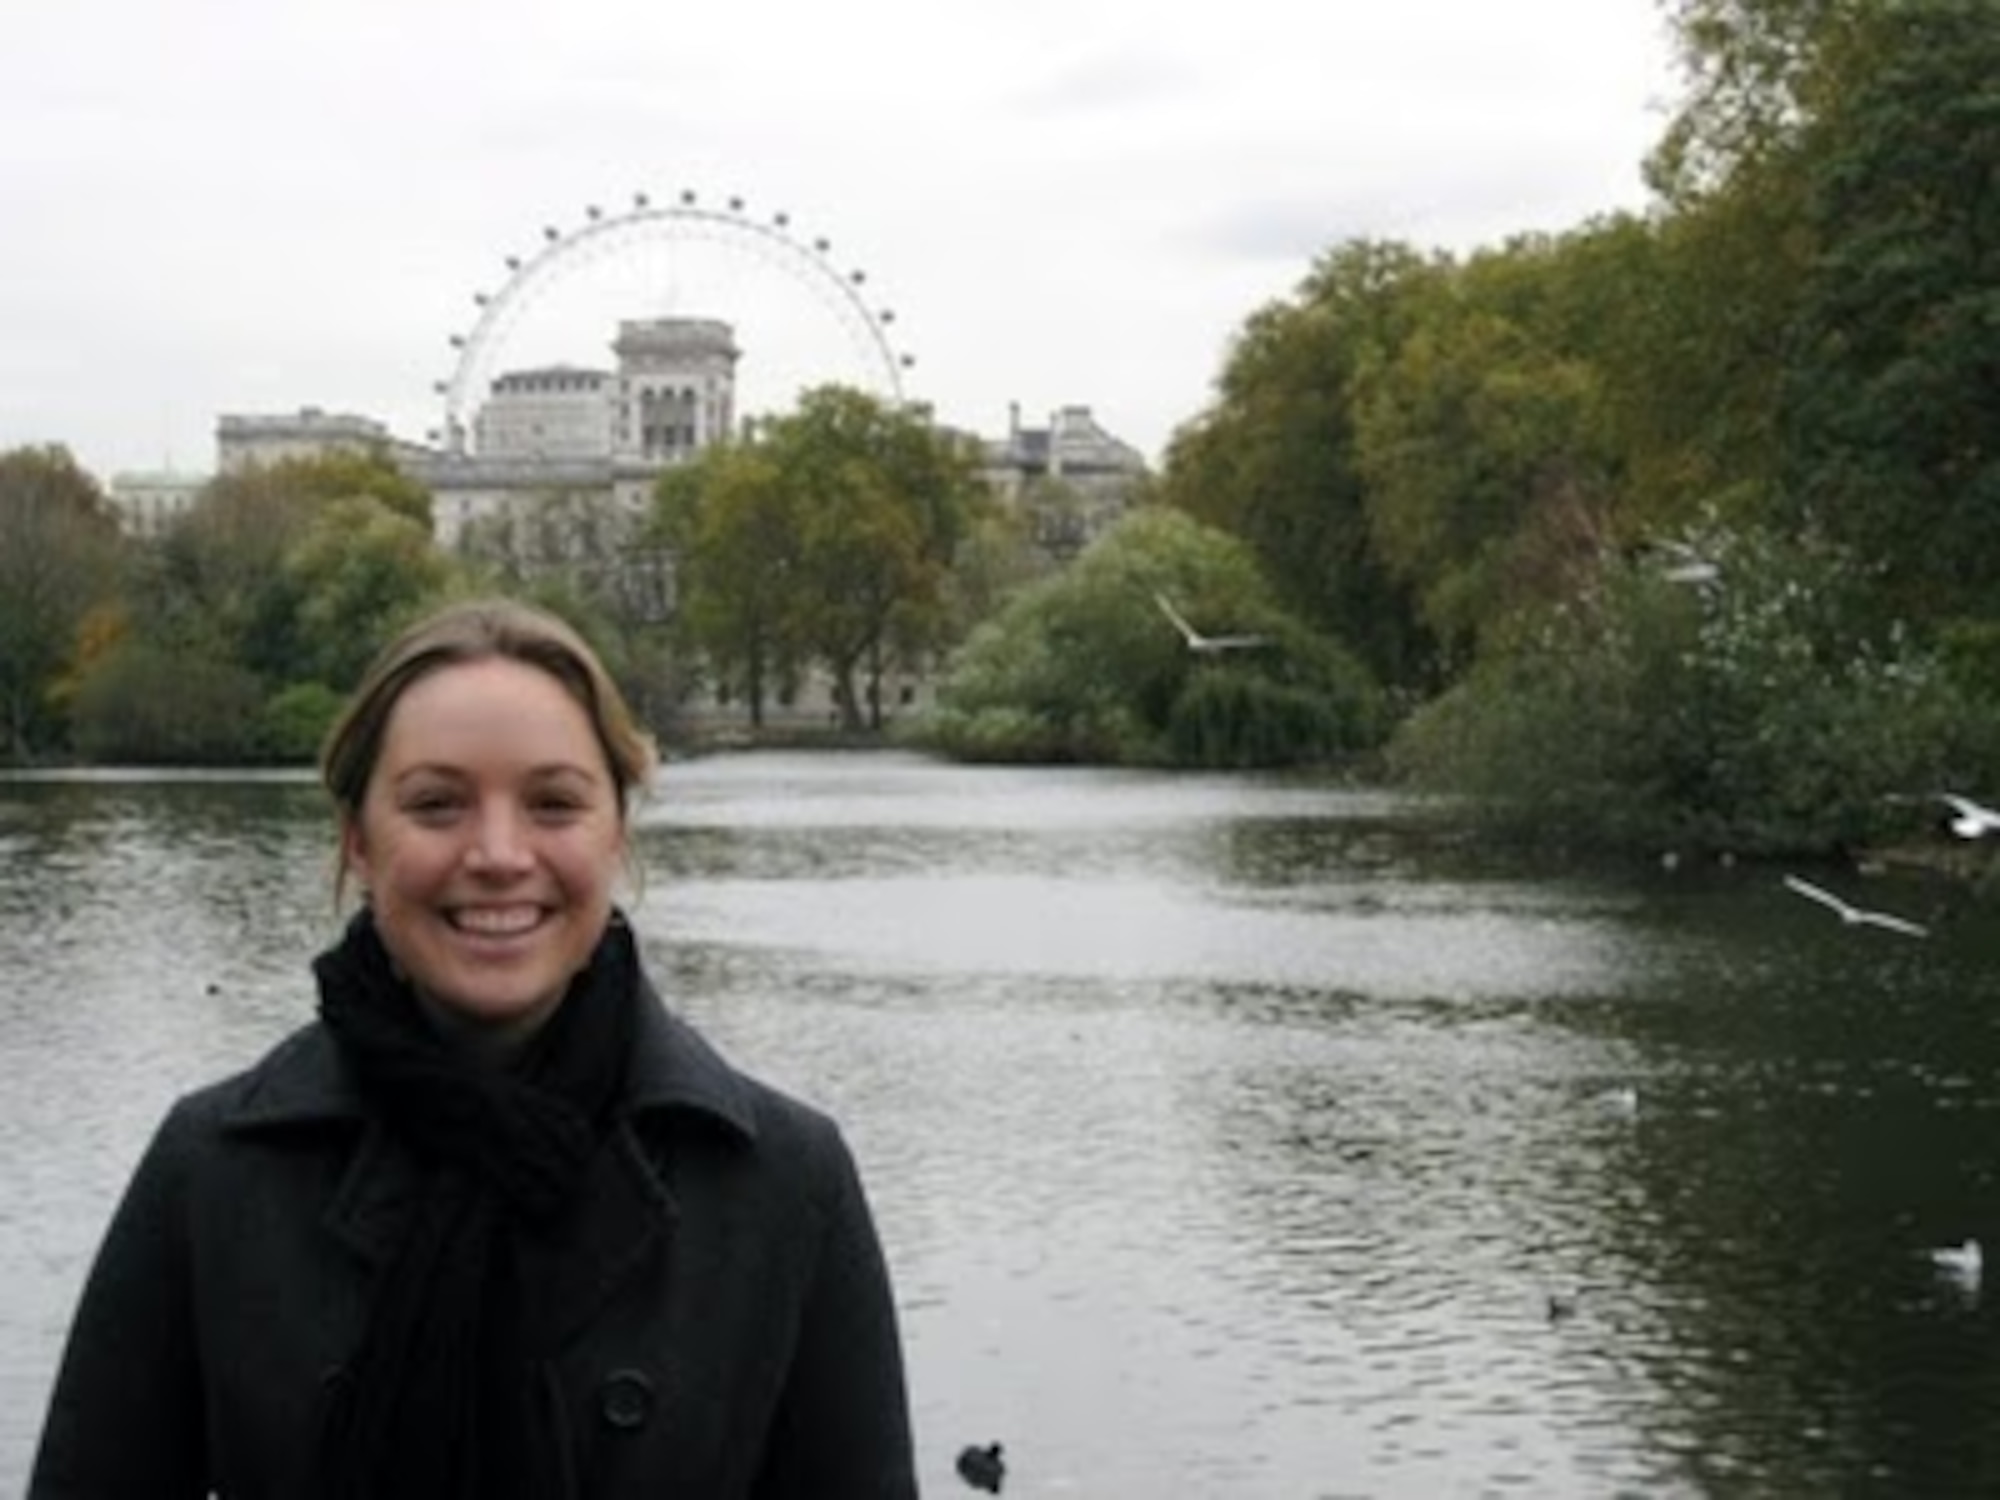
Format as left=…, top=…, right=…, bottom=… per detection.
left=4, top=754, right=1998, bottom=1495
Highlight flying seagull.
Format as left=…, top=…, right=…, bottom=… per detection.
left=1153, top=593, right=1271, bottom=653
left=1940, top=793, right=2000, bottom=840
left=1782, top=875, right=1929, bottom=938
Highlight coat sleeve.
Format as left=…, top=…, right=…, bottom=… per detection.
left=29, top=1098, right=209, bottom=1499
left=752, top=1124, right=918, bottom=1500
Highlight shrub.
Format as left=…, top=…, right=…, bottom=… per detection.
left=70, top=643, right=267, bottom=765
left=258, top=682, right=345, bottom=764
left=1388, top=528, right=1979, bottom=853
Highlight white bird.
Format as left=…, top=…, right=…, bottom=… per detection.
left=1939, top=793, right=2000, bottom=840
left=1598, top=1085, right=1639, bottom=1117
left=1650, top=539, right=1720, bottom=586
left=1153, top=593, right=1272, bottom=654
left=1932, top=1238, right=1983, bottom=1280
left=1661, top=546, right=1719, bottom=586
left=1782, top=875, right=1929, bottom=938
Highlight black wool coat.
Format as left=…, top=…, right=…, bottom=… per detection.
left=30, top=986, right=919, bottom=1499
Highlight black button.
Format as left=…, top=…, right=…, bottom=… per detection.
left=599, top=1368, right=655, bottom=1431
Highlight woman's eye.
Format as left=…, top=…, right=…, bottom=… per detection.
left=403, top=795, right=461, bottom=820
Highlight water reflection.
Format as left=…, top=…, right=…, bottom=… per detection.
left=3, top=754, right=1998, bottom=1495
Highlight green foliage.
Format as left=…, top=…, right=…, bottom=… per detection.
left=652, top=444, right=805, bottom=727
left=1388, top=526, right=1977, bottom=852
left=1351, top=237, right=1627, bottom=657
left=61, top=452, right=462, bottom=764
left=1159, top=239, right=1441, bottom=692
left=69, top=642, right=267, bottom=765
left=1774, top=0, right=2000, bottom=625
left=652, top=385, right=987, bottom=731
left=0, top=445, right=123, bottom=761
left=912, top=507, right=1384, bottom=767
left=282, top=494, right=454, bottom=687
left=1166, top=671, right=1363, bottom=771
left=258, top=681, right=345, bottom=763
left=1646, top=0, right=1853, bottom=205
left=282, top=448, right=435, bottom=530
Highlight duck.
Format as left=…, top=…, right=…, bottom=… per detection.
left=956, top=1441, right=1006, bottom=1493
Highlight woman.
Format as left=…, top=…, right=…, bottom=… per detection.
left=31, top=598, right=918, bottom=1499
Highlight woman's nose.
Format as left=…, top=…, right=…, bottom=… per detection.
left=466, top=804, right=533, bottom=870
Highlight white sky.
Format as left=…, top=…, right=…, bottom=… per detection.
left=0, top=0, right=1681, bottom=482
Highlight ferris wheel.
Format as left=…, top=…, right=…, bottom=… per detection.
left=430, top=190, right=917, bottom=455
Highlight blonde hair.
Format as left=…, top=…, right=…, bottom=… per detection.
left=320, top=598, right=657, bottom=902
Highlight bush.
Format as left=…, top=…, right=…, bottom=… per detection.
left=70, top=643, right=267, bottom=765
left=1388, top=528, right=1982, bottom=854
left=909, top=507, right=1386, bottom=768
left=258, top=682, right=345, bottom=764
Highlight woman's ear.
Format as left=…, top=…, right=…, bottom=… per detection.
left=339, top=816, right=371, bottom=897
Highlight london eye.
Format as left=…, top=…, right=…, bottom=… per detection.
left=431, top=190, right=916, bottom=455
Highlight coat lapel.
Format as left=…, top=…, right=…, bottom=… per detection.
left=517, top=1127, right=679, bottom=1349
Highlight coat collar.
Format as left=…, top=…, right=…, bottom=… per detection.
left=220, top=980, right=761, bottom=1346
left=221, top=977, right=760, bottom=1142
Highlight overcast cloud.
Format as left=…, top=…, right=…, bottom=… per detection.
left=0, top=0, right=1679, bottom=480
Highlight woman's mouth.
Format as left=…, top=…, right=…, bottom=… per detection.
left=448, top=904, right=547, bottom=937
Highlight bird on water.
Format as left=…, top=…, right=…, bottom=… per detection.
left=956, top=1441, right=1006, bottom=1493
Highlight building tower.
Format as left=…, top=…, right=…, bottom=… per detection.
left=612, top=318, right=739, bottom=467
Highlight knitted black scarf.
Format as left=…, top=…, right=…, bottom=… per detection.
left=311, top=909, right=639, bottom=1500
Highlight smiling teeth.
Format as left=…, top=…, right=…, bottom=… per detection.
left=454, top=907, right=541, bottom=935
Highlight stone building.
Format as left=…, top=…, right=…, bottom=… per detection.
left=215, top=408, right=430, bottom=473
left=415, top=316, right=740, bottom=548
left=472, top=366, right=614, bottom=460
left=979, top=402, right=1150, bottom=557
left=106, top=469, right=206, bottom=537
left=159, top=363, right=1150, bottom=736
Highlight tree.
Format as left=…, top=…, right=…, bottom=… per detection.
left=284, top=494, right=456, bottom=689
left=145, top=450, right=438, bottom=681
left=770, top=388, right=987, bottom=730
left=656, top=386, right=987, bottom=732
left=68, top=642, right=267, bottom=765
left=1158, top=239, right=1441, bottom=693
left=1774, top=0, right=2000, bottom=625
left=916, top=506, right=1384, bottom=767
left=1352, top=260, right=1621, bottom=656
left=653, top=445, right=807, bottom=729
left=1387, top=521, right=1974, bottom=853
left=0, top=446, right=122, bottom=760
left=1646, top=0, right=1854, bottom=206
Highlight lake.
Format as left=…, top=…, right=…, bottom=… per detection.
left=4, top=752, right=1998, bottom=1496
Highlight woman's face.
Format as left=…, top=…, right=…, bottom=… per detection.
left=342, top=656, right=626, bottom=1047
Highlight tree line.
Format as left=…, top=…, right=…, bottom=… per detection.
left=1138, top=0, right=2000, bottom=854
left=4, top=0, right=1996, bottom=860
left=0, top=390, right=998, bottom=767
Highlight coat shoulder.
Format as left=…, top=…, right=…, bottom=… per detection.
left=155, top=1023, right=361, bottom=1146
